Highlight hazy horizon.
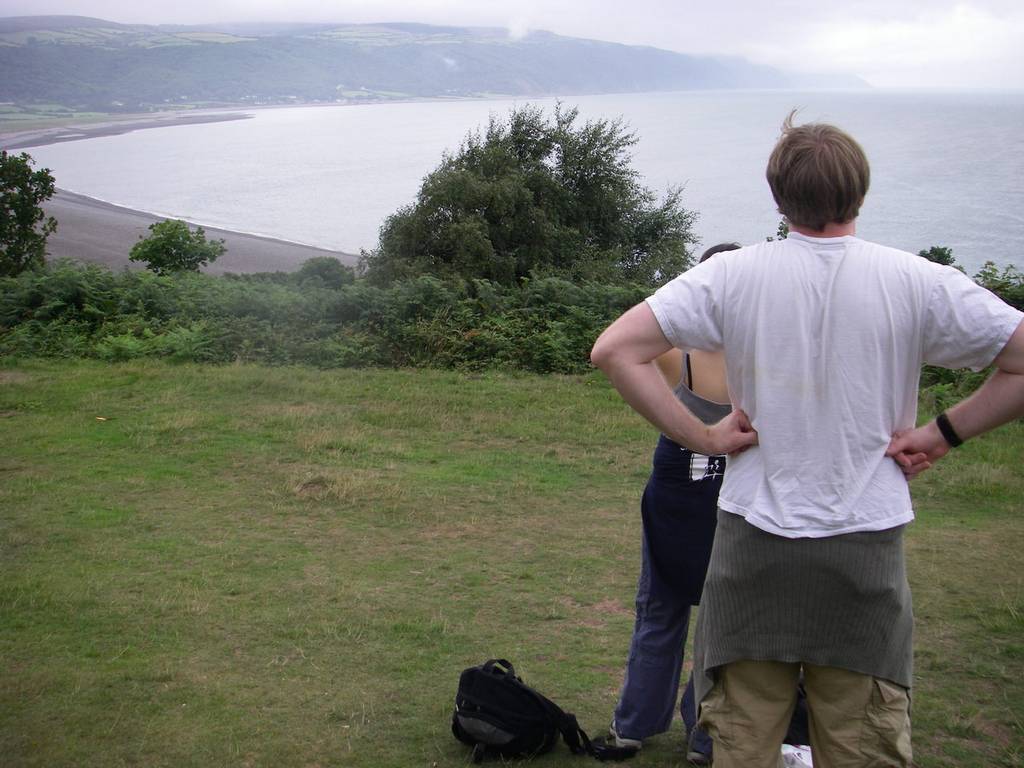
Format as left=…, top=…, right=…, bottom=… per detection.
left=2, top=1, right=1023, bottom=91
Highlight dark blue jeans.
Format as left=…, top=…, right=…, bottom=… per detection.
left=611, top=532, right=712, bottom=754
left=612, top=528, right=691, bottom=738
left=612, top=436, right=722, bottom=749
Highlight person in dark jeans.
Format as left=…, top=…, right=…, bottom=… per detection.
left=608, top=408, right=726, bottom=762
left=607, top=244, right=734, bottom=764
left=608, top=244, right=807, bottom=764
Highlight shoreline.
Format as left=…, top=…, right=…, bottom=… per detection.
left=0, top=97, right=486, bottom=152
left=0, top=109, right=257, bottom=151
left=5, top=106, right=362, bottom=273
left=43, top=189, right=359, bottom=275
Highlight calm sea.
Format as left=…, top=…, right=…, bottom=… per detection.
left=29, top=90, right=1024, bottom=275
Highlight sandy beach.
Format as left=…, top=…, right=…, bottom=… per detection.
left=43, top=190, right=359, bottom=275
left=2, top=110, right=359, bottom=274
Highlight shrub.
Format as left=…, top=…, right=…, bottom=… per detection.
left=973, top=261, right=1024, bottom=311
left=0, top=260, right=661, bottom=373
left=295, top=331, right=390, bottom=369
left=130, top=219, right=225, bottom=275
left=150, top=322, right=218, bottom=363
left=918, top=245, right=957, bottom=267
left=295, top=256, right=355, bottom=289
left=94, top=333, right=148, bottom=362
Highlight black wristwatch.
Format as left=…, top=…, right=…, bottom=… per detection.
left=935, top=412, right=964, bottom=448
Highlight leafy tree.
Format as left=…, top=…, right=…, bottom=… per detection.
left=918, top=245, right=957, bottom=267
left=916, top=248, right=1023, bottom=308
left=0, top=150, right=57, bottom=277
left=361, top=104, right=697, bottom=287
left=973, top=260, right=1024, bottom=310
left=295, top=256, right=355, bottom=289
left=767, top=219, right=789, bottom=241
left=130, top=219, right=225, bottom=275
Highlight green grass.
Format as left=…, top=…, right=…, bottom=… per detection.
left=0, top=105, right=230, bottom=135
left=1, top=359, right=1021, bottom=767
left=0, top=107, right=113, bottom=134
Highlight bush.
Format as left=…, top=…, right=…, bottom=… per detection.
left=150, top=322, right=218, bottom=363
left=130, top=219, right=225, bottom=275
left=918, top=245, right=957, bottom=267
left=295, top=331, right=390, bottom=369
left=94, top=333, right=147, bottom=362
left=295, top=256, right=355, bottom=289
left=912, top=252, right=1024, bottom=402
left=0, top=318, right=91, bottom=358
left=5, top=253, right=1017, bottom=379
left=361, top=104, right=696, bottom=287
left=973, top=261, right=1024, bottom=311
left=3, top=262, right=634, bottom=372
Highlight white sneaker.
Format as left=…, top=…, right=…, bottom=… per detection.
left=608, top=720, right=643, bottom=750
left=781, top=744, right=814, bottom=767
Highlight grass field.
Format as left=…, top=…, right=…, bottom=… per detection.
left=1, top=359, right=1021, bottom=767
left=0, top=106, right=112, bottom=134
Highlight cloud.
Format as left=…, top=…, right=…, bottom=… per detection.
left=506, top=15, right=530, bottom=41
left=741, top=3, right=1024, bottom=87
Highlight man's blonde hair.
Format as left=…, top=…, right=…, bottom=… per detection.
left=765, top=111, right=870, bottom=232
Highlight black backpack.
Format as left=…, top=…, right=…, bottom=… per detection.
left=451, top=659, right=637, bottom=763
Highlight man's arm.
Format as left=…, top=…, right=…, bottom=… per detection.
left=888, top=319, right=1024, bottom=477
left=590, top=302, right=758, bottom=456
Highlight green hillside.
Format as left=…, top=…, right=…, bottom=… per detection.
left=0, top=15, right=868, bottom=112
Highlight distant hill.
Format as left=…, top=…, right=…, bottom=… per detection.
left=0, top=15, right=869, bottom=111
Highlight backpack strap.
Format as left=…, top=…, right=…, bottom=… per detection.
left=558, top=712, right=638, bottom=762
left=481, top=659, right=516, bottom=678
left=530, top=686, right=638, bottom=762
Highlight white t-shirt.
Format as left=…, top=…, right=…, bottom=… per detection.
left=646, top=232, right=1023, bottom=538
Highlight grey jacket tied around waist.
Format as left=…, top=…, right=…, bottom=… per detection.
left=693, top=510, right=914, bottom=704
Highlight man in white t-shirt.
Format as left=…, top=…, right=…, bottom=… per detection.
left=591, top=114, right=1024, bottom=768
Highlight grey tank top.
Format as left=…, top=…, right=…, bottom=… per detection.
left=673, top=354, right=731, bottom=425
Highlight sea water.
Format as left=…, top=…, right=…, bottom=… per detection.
left=28, top=89, right=1024, bottom=276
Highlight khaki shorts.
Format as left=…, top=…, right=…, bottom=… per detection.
left=699, top=659, right=912, bottom=768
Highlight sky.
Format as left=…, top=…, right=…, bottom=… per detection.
left=3, top=0, right=1024, bottom=89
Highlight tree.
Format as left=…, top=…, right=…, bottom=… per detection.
left=295, top=256, right=355, bottom=289
left=360, top=104, right=697, bottom=287
left=0, top=150, right=57, bottom=277
left=918, top=246, right=957, bottom=267
left=767, top=219, right=789, bottom=241
left=973, top=260, right=1024, bottom=311
left=130, top=219, right=225, bottom=275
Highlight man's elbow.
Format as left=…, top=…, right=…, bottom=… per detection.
left=591, top=302, right=665, bottom=373
left=592, top=326, right=631, bottom=373
left=590, top=335, right=615, bottom=373
left=994, top=319, right=1024, bottom=375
